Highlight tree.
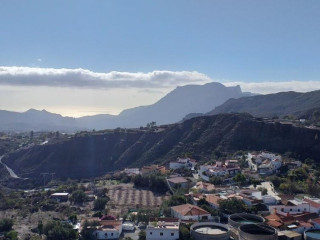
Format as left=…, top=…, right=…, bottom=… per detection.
left=219, top=199, right=247, bottom=214
left=258, top=187, right=268, bottom=195
left=137, top=209, right=159, bottom=223
left=179, top=224, right=191, bottom=240
left=0, top=218, right=14, bottom=232
left=69, top=214, right=77, bottom=224
left=209, top=176, right=223, bottom=185
left=93, top=197, right=109, bottom=211
left=5, top=231, right=18, bottom=240
left=138, top=230, right=146, bottom=240
left=233, top=173, right=246, bottom=185
left=43, top=221, right=78, bottom=240
left=70, top=190, right=87, bottom=204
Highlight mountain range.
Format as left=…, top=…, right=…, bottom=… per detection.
left=2, top=113, right=320, bottom=180
left=208, top=90, right=320, bottom=118
left=0, top=82, right=245, bottom=132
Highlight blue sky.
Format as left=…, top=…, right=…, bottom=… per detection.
left=0, top=1, right=320, bottom=116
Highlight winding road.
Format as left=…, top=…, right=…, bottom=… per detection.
left=0, top=155, right=20, bottom=178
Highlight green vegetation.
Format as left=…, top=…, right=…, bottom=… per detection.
left=5, top=230, right=18, bottom=240
left=138, top=230, right=146, bottom=240
left=219, top=198, right=247, bottom=214
left=43, top=221, right=78, bottom=240
left=137, top=208, right=159, bottom=223
left=133, top=174, right=168, bottom=194
left=161, top=195, right=187, bottom=217
left=179, top=223, right=192, bottom=240
left=93, top=197, right=109, bottom=211
left=70, top=190, right=87, bottom=204
left=233, top=173, right=246, bottom=185
left=0, top=218, right=14, bottom=232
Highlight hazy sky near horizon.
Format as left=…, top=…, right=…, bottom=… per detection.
left=0, top=1, right=320, bottom=117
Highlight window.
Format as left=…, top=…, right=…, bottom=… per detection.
left=160, top=232, right=163, bottom=236
left=105, top=233, right=107, bottom=237
left=290, top=208, right=292, bottom=211
left=150, top=232, right=152, bottom=235
left=171, top=233, right=174, bottom=236
left=111, top=233, right=113, bottom=236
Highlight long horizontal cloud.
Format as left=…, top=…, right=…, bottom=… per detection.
left=1, top=66, right=319, bottom=93
left=0, top=66, right=211, bottom=89
left=224, top=81, right=320, bottom=94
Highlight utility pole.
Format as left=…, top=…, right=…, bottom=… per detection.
left=50, top=173, right=55, bottom=182
left=40, top=172, right=56, bottom=186
left=40, top=173, right=49, bottom=186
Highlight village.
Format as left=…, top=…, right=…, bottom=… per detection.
left=2, top=151, right=320, bottom=240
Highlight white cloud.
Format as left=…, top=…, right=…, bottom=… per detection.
left=224, top=81, right=320, bottom=94
left=37, top=58, right=42, bottom=62
left=0, top=66, right=319, bottom=94
left=0, top=66, right=211, bottom=89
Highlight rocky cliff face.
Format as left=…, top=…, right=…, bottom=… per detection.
left=3, top=113, right=320, bottom=180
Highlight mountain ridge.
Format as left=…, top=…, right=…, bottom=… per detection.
left=0, top=82, right=245, bottom=131
left=208, top=90, right=320, bottom=118
left=2, top=113, right=320, bottom=180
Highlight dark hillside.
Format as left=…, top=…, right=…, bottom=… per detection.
left=208, top=90, right=320, bottom=118
left=3, top=113, right=320, bottom=180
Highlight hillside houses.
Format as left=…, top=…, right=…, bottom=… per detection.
left=247, top=152, right=282, bottom=175
left=169, top=157, right=197, bottom=170
left=146, top=217, right=180, bottom=240
left=141, top=165, right=167, bottom=175
left=171, top=204, right=212, bottom=221
left=199, top=161, right=241, bottom=181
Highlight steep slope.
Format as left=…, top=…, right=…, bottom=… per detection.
left=3, top=113, right=320, bottom=180
left=208, top=90, right=320, bottom=118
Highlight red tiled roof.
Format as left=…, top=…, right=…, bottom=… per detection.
left=299, top=221, right=313, bottom=228
left=312, top=217, right=320, bottom=225
left=149, top=217, right=179, bottom=222
left=304, top=198, right=320, bottom=209
left=168, top=177, right=188, bottom=184
left=267, top=220, right=283, bottom=228
left=205, top=195, right=221, bottom=206
left=196, top=181, right=215, bottom=191
left=171, top=204, right=209, bottom=216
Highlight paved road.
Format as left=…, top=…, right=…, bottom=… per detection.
left=0, top=155, right=20, bottom=178
left=122, top=228, right=141, bottom=240
left=258, top=181, right=278, bottom=197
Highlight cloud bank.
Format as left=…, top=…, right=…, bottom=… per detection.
left=0, top=66, right=211, bottom=89
left=0, top=66, right=319, bottom=94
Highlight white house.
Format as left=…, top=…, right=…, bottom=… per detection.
left=146, top=218, right=179, bottom=240
left=171, top=204, right=212, bottom=221
left=303, top=197, right=320, bottom=214
left=93, top=220, right=122, bottom=240
left=124, top=168, right=140, bottom=175
left=199, top=163, right=241, bottom=181
left=262, top=195, right=278, bottom=205
left=268, top=199, right=310, bottom=214
left=169, top=158, right=197, bottom=170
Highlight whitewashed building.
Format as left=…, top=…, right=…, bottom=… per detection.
left=93, top=220, right=122, bottom=240
left=146, top=218, right=179, bottom=240
left=169, top=157, right=197, bottom=170
left=268, top=199, right=310, bottom=214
